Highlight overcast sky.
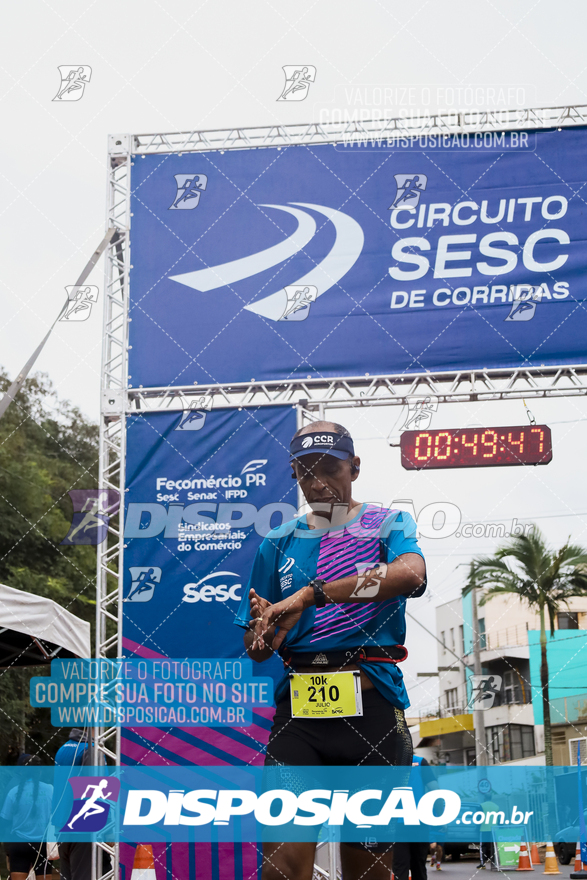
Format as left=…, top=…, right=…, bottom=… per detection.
left=2, top=0, right=587, bottom=712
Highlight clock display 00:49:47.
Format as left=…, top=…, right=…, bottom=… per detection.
left=400, top=425, right=552, bottom=470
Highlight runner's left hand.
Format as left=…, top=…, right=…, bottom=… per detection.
left=253, top=589, right=311, bottom=650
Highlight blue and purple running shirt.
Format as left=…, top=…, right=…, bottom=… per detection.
left=235, top=504, right=425, bottom=709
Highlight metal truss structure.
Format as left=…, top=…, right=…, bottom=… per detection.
left=93, top=144, right=131, bottom=880
left=129, top=364, right=587, bottom=416
left=129, top=103, right=587, bottom=154
left=96, top=106, right=587, bottom=879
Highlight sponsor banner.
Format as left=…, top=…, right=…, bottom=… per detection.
left=120, top=407, right=296, bottom=878
left=128, top=128, right=587, bottom=386
left=122, top=406, right=295, bottom=661
left=5, top=766, right=581, bottom=843
left=30, top=658, right=273, bottom=727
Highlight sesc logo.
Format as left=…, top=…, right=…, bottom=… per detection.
left=183, top=571, right=242, bottom=604
left=169, top=203, right=364, bottom=322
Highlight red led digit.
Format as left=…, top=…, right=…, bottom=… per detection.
left=481, top=430, right=498, bottom=458
left=414, top=433, right=433, bottom=461
left=434, top=432, right=452, bottom=460
left=507, top=431, right=524, bottom=456
left=530, top=426, right=544, bottom=452
left=461, top=432, right=478, bottom=456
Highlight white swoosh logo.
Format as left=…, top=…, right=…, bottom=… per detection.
left=168, top=205, right=316, bottom=292
left=244, top=203, right=364, bottom=321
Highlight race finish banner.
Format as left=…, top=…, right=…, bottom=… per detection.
left=128, top=127, right=587, bottom=386
left=121, top=405, right=296, bottom=878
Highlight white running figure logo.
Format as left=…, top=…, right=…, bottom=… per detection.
left=67, top=779, right=112, bottom=829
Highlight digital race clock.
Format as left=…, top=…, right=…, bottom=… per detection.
left=400, top=425, right=552, bottom=470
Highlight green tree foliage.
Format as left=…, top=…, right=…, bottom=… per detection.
left=0, top=370, right=99, bottom=761
left=466, top=529, right=587, bottom=766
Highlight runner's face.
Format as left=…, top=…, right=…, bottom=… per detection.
left=292, top=453, right=358, bottom=506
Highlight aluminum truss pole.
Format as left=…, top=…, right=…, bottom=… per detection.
left=92, top=135, right=132, bottom=880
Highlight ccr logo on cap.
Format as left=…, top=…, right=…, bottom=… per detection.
left=301, top=437, right=313, bottom=448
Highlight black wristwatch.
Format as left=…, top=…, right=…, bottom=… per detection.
left=309, top=578, right=327, bottom=608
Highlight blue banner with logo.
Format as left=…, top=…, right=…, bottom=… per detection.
left=122, top=404, right=295, bottom=675
left=128, top=128, right=587, bottom=386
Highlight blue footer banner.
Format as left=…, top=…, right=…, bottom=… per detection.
left=3, top=766, right=585, bottom=845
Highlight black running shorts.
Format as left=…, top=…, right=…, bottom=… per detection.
left=266, top=686, right=413, bottom=767
left=265, top=686, right=413, bottom=852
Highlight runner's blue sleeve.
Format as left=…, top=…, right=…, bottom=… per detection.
left=234, top=536, right=281, bottom=629
left=381, top=510, right=426, bottom=598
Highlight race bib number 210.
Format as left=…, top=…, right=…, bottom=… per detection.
left=289, top=671, right=363, bottom=718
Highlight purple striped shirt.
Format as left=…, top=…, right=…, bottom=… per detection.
left=310, top=505, right=399, bottom=643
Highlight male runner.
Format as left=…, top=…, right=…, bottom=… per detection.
left=235, top=421, right=426, bottom=880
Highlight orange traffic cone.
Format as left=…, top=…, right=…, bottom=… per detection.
left=530, top=844, right=540, bottom=865
left=131, top=844, right=157, bottom=880
left=517, top=841, right=535, bottom=871
left=543, top=843, right=560, bottom=875
left=574, top=843, right=584, bottom=873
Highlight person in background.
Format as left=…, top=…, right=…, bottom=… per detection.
left=478, top=797, right=500, bottom=870
left=429, top=842, right=443, bottom=870
left=54, top=729, right=88, bottom=766
left=1, top=754, right=53, bottom=879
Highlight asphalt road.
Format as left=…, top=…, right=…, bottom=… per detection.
left=313, top=851, right=579, bottom=879
left=404, top=857, right=578, bottom=880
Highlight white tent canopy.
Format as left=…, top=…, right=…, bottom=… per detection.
left=0, top=582, right=91, bottom=666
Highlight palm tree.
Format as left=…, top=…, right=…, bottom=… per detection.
left=464, top=529, right=587, bottom=766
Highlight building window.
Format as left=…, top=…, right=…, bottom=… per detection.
left=569, top=738, right=587, bottom=765
left=459, top=625, right=465, bottom=656
left=450, top=628, right=455, bottom=652
left=503, top=670, right=522, bottom=704
left=558, top=612, right=579, bottom=630
left=445, top=688, right=459, bottom=713
left=485, top=724, right=535, bottom=763
left=478, top=617, right=487, bottom=650
left=441, top=631, right=446, bottom=653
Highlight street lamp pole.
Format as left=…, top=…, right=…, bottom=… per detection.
left=470, top=583, right=487, bottom=766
